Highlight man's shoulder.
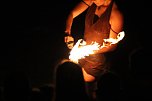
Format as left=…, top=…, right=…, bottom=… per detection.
left=111, top=6, right=123, bottom=21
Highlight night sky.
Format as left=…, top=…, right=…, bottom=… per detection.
left=0, top=0, right=151, bottom=88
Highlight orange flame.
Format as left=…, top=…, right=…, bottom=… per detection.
left=69, top=31, right=125, bottom=63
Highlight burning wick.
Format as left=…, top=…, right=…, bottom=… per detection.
left=69, top=31, right=125, bottom=63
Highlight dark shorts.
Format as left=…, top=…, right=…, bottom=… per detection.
left=78, top=53, right=109, bottom=79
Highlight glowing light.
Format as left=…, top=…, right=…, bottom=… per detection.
left=69, top=31, right=125, bottom=63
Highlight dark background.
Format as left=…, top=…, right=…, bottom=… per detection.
left=0, top=0, right=151, bottom=89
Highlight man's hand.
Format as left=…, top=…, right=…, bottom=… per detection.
left=64, top=35, right=74, bottom=49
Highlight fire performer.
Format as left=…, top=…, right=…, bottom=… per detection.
left=55, top=0, right=124, bottom=101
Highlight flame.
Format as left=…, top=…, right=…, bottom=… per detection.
left=103, top=31, right=125, bottom=44
left=69, top=31, right=125, bottom=63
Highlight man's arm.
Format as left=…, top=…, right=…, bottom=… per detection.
left=65, top=0, right=92, bottom=35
